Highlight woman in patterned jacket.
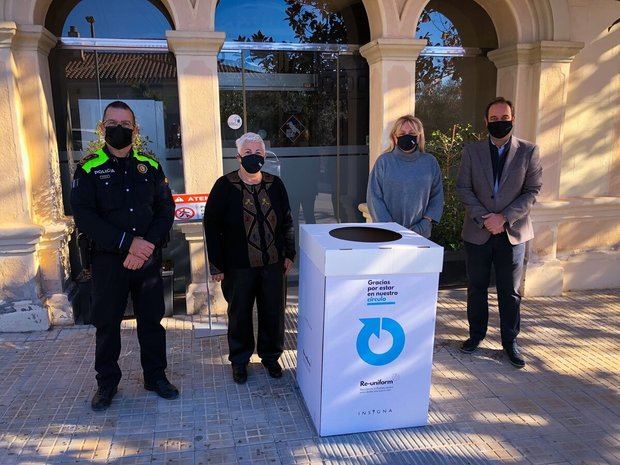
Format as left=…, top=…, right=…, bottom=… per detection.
left=204, top=132, right=295, bottom=384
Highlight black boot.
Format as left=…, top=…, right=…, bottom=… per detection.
left=262, top=360, right=283, bottom=379
left=232, top=363, right=248, bottom=384
left=91, top=386, right=117, bottom=411
left=459, top=338, right=480, bottom=354
left=144, top=378, right=180, bottom=399
left=503, top=341, right=526, bottom=368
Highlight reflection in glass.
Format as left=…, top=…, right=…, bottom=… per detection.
left=415, top=0, right=497, bottom=48
left=415, top=0, right=498, bottom=134
left=218, top=48, right=369, bottom=254
left=46, top=0, right=173, bottom=39
left=49, top=48, right=186, bottom=287
left=216, top=0, right=370, bottom=264
left=215, top=0, right=369, bottom=44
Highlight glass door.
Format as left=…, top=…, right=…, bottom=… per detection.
left=218, top=45, right=369, bottom=252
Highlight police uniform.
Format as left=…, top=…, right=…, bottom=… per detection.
left=70, top=146, right=175, bottom=389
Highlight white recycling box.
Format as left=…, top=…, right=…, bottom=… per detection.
left=296, top=222, right=444, bottom=436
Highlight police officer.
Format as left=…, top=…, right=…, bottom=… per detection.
left=71, top=101, right=178, bottom=411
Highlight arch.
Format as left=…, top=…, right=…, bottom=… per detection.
left=415, top=0, right=498, bottom=48
left=5, top=0, right=180, bottom=31
left=3, top=0, right=572, bottom=46
left=209, top=0, right=389, bottom=42
left=548, top=0, right=572, bottom=41
left=400, top=0, right=562, bottom=47
left=43, top=0, right=175, bottom=37
left=213, top=0, right=371, bottom=44
left=360, top=0, right=400, bottom=40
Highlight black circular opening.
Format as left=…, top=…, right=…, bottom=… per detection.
left=328, top=226, right=402, bottom=243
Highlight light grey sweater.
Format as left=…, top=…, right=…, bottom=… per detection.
left=366, top=148, right=444, bottom=238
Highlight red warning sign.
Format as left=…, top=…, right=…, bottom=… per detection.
left=173, top=193, right=209, bottom=222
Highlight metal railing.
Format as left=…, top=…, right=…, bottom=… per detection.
left=58, top=37, right=486, bottom=57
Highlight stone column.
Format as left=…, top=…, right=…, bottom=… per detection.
left=359, top=38, right=427, bottom=167
left=489, top=41, right=584, bottom=296
left=488, top=44, right=539, bottom=142
left=176, top=222, right=226, bottom=316
left=0, top=22, right=49, bottom=331
left=166, top=30, right=226, bottom=315
left=13, top=25, right=74, bottom=325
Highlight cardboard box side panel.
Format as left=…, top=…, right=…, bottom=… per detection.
left=296, top=250, right=326, bottom=431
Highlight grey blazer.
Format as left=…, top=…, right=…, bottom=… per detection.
left=456, top=137, right=542, bottom=245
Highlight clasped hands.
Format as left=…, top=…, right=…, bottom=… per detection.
left=123, top=237, right=155, bottom=270
left=482, top=213, right=507, bottom=235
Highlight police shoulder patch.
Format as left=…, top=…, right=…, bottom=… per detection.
left=133, top=150, right=160, bottom=169
left=78, top=153, right=98, bottom=165
left=79, top=149, right=110, bottom=173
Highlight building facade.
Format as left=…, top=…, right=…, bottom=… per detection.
left=0, top=0, right=618, bottom=331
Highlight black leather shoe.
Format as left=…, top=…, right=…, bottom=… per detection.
left=262, top=360, right=283, bottom=379
left=232, top=364, right=248, bottom=384
left=91, top=386, right=117, bottom=411
left=144, top=379, right=180, bottom=399
left=503, top=342, right=526, bottom=368
left=459, top=338, right=481, bottom=354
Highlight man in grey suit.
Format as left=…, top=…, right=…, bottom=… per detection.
left=456, top=97, right=542, bottom=368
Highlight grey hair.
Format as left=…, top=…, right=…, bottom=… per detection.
left=235, top=132, right=265, bottom=152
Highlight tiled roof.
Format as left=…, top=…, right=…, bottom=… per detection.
left=63, top=52, right=257, bottom=82
left=64, top=52, right=177, bottom=82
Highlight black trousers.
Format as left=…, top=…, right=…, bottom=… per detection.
left=464, top=233, right=526, bottom=345
left=221, top=262, right=286, bottom=365
left=91, top=251, right=167, bottom=388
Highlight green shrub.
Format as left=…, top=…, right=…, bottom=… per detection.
left=427, top=124, right=484, bottom=251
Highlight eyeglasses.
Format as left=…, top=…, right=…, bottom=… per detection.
left=103, top=119, right=135, bottom=129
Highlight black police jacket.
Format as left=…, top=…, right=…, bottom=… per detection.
left=70, top=146, right=175, bottom=253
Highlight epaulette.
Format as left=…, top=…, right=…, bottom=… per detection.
left=78, top=153, right=98, bottom=165
left=133, top=150, right=160, bottom=169
left=134, top=150, right=160, bottom=162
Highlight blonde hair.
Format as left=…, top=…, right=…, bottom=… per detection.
left=385, top=115, right=425, bottom=153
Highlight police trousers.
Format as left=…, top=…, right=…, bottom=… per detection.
left=221, top=262, right=286, bottom=365
left=91, top=250, right=167, bottom=388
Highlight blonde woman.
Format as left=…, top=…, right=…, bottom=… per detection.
left=366, top=115, right=444, bottom=237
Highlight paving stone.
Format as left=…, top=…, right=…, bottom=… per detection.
left=0, top=289, right=617, bottom=464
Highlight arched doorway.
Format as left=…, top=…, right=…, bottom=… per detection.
left=415, top=0, right=498, bottom=133
left=414, top=0, right=499, bottom=287
left=47, top=0, right=186, bottom=321
left=215, top=0, right=371, bottom=250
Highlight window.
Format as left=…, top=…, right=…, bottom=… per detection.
left=216, top=0, right=369, bottom=45
left=47, top=1, right=187, bottom=298
left=46, top=0, right=173, bottom=39
left=415, top=0, right=498, bottom=134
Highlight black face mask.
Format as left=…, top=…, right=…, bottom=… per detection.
left=105, top=125, right=134, bottom=150
left=240, top=153, right=265, bottom=174
left=397, top=134, right=418, bottom=152
left=487, top=120, right=513, bottom=139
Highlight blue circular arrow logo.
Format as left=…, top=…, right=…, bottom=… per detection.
left=356, top=318, right=406, bottom=366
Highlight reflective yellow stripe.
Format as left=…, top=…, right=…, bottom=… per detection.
left=133, top=149, right=159, bottom=169
left=81, top=149, right=109, bottom=173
